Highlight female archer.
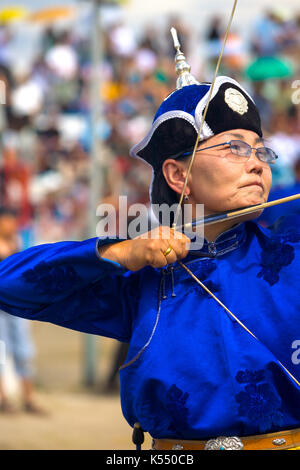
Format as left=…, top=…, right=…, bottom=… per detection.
left=0, top=35, right=299, bottom=451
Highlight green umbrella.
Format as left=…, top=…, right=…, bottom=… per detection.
left=245, top=56, right=294, bottom=81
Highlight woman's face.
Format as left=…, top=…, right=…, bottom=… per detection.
left=185, top=128, right=273, bottom=215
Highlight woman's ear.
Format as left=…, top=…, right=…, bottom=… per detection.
left=162, top=159, right=190, bottom=196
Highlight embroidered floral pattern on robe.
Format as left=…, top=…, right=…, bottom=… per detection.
left=235, top=369, right=283, bottom=432
left=22, top=261, right=82, bottom=295
left=257, top=230, right=300, bottom=286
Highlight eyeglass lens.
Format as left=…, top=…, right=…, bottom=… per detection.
left=229, top=140, right=276, bottom=162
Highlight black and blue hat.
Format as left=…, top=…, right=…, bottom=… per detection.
left=130, top=76, right=262, bottom=172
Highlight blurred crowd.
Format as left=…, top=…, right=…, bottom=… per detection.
left=0, top=5, right=300, bottom=246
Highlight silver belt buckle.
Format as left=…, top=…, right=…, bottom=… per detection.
left=204, top=436, right=244, bottom=450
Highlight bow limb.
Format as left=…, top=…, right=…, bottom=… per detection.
left=172, top=0, right=238, bottom=229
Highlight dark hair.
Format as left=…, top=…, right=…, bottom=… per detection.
left=150, top=153, right=191, bottom=225
left=0, top=207, right=18, bottom=219
left=151, top=153, right=190, bottom=206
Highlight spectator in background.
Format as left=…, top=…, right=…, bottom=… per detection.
left=0, top=208, right=45, bottom=414
left=45, top=31, right=78, bottom=81
left=205, top=15, right=223, bottom=65
left=109, top=20, right=137, bottom=59
left=10, top=63, right=44, bottom=120
left=0, top=141, right=32, bottom=229
left=250, top=8, right=291, bottom=56
left=258, top=157, right=300, bottom=227
left=267, top=109, right=300, bottom=188
left=251, top=81, right=273, bottom=133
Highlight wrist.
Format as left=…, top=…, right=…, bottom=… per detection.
left=98, top=240, right=131, bottom=267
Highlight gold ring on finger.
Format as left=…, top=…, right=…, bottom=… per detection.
left=162, top=246, right=173, bottom=257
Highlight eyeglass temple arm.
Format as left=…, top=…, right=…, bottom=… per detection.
left=195, top=142, right=230, bottom=153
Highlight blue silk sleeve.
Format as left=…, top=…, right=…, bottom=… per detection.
left=0, top=237, right=136, bottom=342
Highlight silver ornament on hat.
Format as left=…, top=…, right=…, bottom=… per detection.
left=170, top=27, right=200, bottom=90
left=224, top=87, right=248, bottom=115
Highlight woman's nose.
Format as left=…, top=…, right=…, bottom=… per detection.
left=245, top=148, right=264, bottom=173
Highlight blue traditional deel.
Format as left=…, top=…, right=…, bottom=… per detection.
left=0, top=30, right=299, bottom=446
left=0, top=217, right=299, bottom=439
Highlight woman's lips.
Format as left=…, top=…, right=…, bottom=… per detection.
left=242, top=182, right=264, bottom=191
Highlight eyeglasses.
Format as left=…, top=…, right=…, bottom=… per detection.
left=180, top=140, right=278, bottom=164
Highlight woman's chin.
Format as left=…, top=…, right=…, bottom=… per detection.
left=240, top=193, right=266, bottom=208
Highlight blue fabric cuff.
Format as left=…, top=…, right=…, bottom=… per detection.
left=95, top=238, right=128, bottom=271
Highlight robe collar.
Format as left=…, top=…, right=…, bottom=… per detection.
left=186, top=222, right=247, bottom=259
